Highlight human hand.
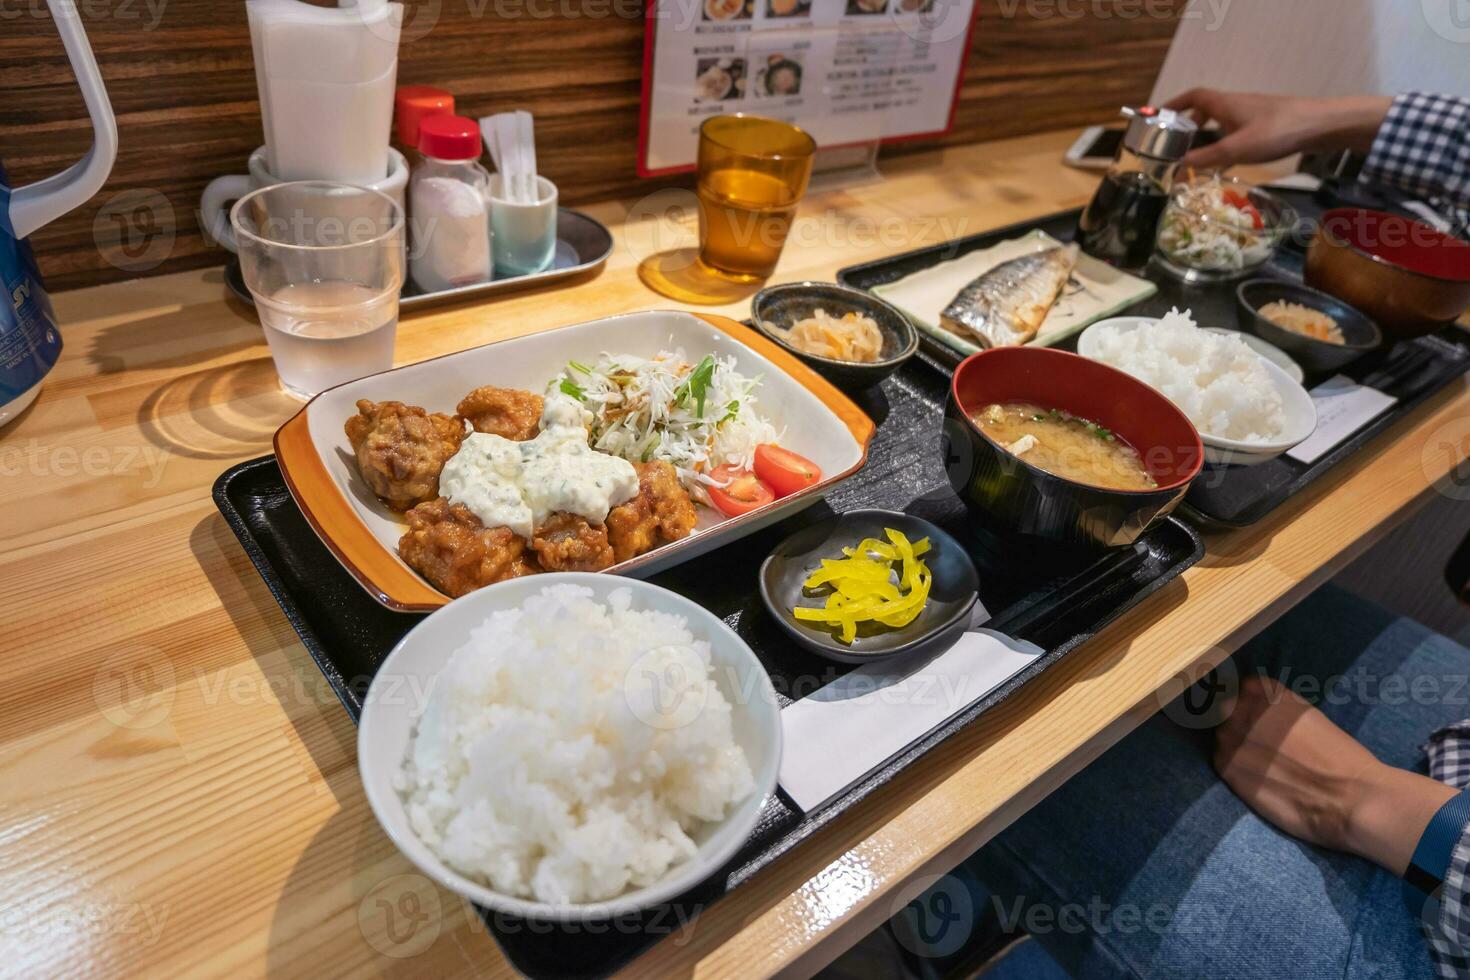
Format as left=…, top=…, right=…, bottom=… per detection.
left=1213, top=676, right=1455, bottom=875
left=1163, top=89, right=1392, bottom=171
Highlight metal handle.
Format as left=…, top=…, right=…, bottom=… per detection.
left=7, top=0, right=118, bottom=241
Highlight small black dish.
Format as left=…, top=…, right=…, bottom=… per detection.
left=749, top=281, right=918, bottom=389
left=758, top=509, right=979, bottom=664
left=1236, top=279, right=1382, bottom=375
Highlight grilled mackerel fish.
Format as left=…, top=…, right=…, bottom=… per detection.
left=939, top=243, right=1079, bottom=348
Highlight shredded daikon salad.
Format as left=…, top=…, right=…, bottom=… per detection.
left=764, top=308, right=884, bottom=363
left=555, top=350, right=781, bottom=494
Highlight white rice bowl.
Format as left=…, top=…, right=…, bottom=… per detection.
left=395, top=583, right=756, bottom=906
left=1084, top=308, right=1286, bottom=443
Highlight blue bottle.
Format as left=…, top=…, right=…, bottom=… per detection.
left=1, top=0, right=117, bottom=428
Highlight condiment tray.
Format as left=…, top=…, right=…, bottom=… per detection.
left=225, top=207, right=613, bottom=313
left=214, top=354, right=1202, bottom=977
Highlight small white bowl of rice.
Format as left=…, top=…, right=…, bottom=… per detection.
left=358, top=573, right=782, bottom=921
left=1079, top=309, right=1317, bottom=466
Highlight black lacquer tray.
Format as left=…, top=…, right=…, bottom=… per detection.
left=214, top=356, right=1202, bottom=977
left=838, top=203, right=1470, bottom=529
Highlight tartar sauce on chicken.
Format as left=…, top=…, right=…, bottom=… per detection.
left=439, top=392, right=638, bottom=538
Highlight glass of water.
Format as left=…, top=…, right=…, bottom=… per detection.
left=231, top=181, right=404, bottom=399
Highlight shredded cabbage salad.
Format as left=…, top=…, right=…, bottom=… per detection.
left=1156, top=175, right=1276, bottom=272
left=552, top=350, right=781, bottom=494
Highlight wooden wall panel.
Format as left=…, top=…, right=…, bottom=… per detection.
left=1, top=0, right=1183, bottom=291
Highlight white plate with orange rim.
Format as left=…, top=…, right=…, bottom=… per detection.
left=273, top=309, right=876, bottom=612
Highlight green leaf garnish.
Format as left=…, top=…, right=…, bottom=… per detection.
left=567, top=360, right=592, bottom=375
left=674, top=354, right=718, bottom=418
left=559, top=378, right=585, bottom=400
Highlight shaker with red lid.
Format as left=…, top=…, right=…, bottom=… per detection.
left=409, top=115, right=493, bottom=293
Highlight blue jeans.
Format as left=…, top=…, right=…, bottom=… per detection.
left=966, top=585, right=1470, bottom=980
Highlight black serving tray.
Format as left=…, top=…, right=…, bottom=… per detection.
left=214, top=356, right=1202, bottom=978
left=838, top=203, right=1470, bottom=530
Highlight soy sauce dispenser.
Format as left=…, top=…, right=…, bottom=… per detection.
left=1077, top=106, right=1196, bottom=270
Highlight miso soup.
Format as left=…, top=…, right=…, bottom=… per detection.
left=972, top=402, right=1157, bottom=491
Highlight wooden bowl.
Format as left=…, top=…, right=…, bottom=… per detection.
left=1305, top=208, right=1470, bottom=339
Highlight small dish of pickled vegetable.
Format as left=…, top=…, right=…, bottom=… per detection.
left=759, top=509, right=979, bottom=663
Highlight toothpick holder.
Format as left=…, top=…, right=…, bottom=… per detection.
left=487, top=174, right=558, bottom=277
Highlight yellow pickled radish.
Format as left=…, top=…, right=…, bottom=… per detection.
left=793, top=527, right=934, bottom=644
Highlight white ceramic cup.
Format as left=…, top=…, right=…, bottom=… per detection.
left=201, top=145, right=408, bottom=253
left=487, top=174, right=558, bottom=277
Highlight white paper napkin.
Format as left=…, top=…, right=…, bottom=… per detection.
left=778, top=611, right=1045, bottom=813
left=1286, top=375, right=1398, bottom=464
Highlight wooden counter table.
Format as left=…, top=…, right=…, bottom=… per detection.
left=3, top=129, right=1467, bottom=978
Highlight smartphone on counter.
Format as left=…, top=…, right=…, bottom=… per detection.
left=1064, top=126, right=1222, bottom=170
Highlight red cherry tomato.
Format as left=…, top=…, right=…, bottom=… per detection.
left=1222, top=188, right=1264, bottom=229
left=706, top=464, right=775, bottom=516
left=753, top=444, right=823, bottom=498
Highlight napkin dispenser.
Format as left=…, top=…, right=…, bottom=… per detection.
left=246, top=0, right=404, bottom=183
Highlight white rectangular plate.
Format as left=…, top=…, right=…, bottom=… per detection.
left=872, top=229, right=1157, bottom=355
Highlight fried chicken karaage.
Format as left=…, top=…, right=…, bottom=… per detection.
left=606, top=461, right=699, bottom=563
left=356, top=389, right=706, bottom=599
left=345, top=399, right=465, bottom=511
left=456, top=386, right=543, bottom=441
left=531, top=512, right=616, bottom=572
left=398, top=498, right=540, bottom=597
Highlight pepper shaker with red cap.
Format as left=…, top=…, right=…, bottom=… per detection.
left=409, top=115, right=494, bottom=293
left=394, top=85, right=455, bottom=163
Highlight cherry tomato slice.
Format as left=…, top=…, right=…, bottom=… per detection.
left=753, top=444, right=823, bottom=498
left=1222, top=188, right=1264, bottom=229
left=707, top=464, right=776, bottom=516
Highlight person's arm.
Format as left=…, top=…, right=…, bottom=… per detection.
left=1212, top=676, right=1457, bottom=875
left=1359, top=93, right=1470, bottom=212
left=1213, top=677, right=1470, bottom=952
left=1162, top=89, right=1392, bottom=170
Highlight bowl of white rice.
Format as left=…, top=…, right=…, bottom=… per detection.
left=1078, top=309, right=1317, bottom=466
left=358, top=573, right=781, bottom=920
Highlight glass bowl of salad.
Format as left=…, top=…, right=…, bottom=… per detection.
left=1154, top=175, right=1294, bottom=283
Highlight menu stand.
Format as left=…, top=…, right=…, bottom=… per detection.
left=808, top=140, right=885, bottom=192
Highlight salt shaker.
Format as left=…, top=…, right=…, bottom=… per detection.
left=409, top=115, right=492, bottom=293
left=1076, top=106, right=1197, bottom=270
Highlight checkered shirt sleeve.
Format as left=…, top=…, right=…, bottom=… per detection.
left=1423, top=723, right=1470, bottom=977
left=1361, top=92, right=1470, bottom=240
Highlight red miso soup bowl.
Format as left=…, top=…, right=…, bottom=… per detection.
left=1305, top=208, right=1470, bottom=339
left=944, top=347, right=1204, bottom=549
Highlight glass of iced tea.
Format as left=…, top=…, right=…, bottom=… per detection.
left=695, top=114, right=815, bottom=282
left=231, top=181, right=404, bottom=399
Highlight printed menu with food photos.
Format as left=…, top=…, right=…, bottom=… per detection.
left=638, top=0, right=978, bottom=175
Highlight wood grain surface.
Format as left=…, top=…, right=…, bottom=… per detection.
left=4, top=129, right=1465, bottom=979
left=2, top=0, right=1183, bottom=291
